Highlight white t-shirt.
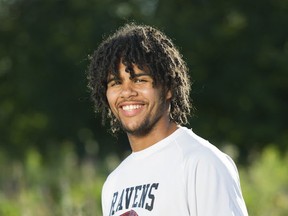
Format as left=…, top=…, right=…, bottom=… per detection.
left=102, top=127, right=248, bottom=216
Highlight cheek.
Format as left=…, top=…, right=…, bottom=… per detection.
left=140, top=87, right=158, bottom=96
left=106, top=92, right=119, bottom=118
left=106, top=90, right=116, bottom=108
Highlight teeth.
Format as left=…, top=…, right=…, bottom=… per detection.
left=122, top=105, right=142, bottom=111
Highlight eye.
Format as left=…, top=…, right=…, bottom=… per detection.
left=134, top=78, right=147, bottom=83
left=134, top=79, right=147, bottom=83
left=108, top=79, right=121, bottom=87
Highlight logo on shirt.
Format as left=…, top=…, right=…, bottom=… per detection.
left=109, top=183, right=159, bottom=216
left=120, top=210, right=138, bottom=216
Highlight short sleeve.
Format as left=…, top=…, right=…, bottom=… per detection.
left=186, top=151, right=248, bottom=216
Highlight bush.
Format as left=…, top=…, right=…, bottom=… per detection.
left=239, top=147, right=288, bottom=216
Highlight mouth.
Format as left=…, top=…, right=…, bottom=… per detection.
left=122, top=104, right=143, bottom=111
left=118, top=102, right=145, bottom=117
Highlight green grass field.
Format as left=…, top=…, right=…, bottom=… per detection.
left=0, top=146, right=287, bottom=216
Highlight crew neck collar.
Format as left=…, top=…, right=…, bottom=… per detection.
left=129, top=126, right=186, bottom=159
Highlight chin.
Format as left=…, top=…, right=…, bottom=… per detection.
left=123, top=125, right=154, bottom=137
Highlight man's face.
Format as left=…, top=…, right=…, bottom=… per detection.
left=106, top=62, right=172, bottom=136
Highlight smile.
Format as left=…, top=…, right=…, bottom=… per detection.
left=122, top=104, right=143, bottom=111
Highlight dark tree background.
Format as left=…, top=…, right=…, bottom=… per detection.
left=0, top=0, right=287, bottom=164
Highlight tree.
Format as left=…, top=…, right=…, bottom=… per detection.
left=0, top=0, right=287, bottom=163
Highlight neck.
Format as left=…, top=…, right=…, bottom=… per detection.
left=127, top=121, right=178, bottom=152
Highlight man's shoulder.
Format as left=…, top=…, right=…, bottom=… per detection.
left=174, top=127, right=212, bottom=153
left=175, top=127, right=229, bottom=164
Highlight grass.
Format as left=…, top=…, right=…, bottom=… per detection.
left=0, top=145, right=287, bottom=216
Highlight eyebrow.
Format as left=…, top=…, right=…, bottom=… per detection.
left=106, top=76, right=119, bottom=85
left=107, top=72, right=152, bottom=84
left=129, top=72, right=151, bottom=79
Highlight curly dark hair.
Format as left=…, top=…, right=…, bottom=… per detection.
left=87, top=23, right=192, bottom=134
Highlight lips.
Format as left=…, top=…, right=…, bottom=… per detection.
left=118, top=102, right=145, bottom=117
left=122, top=104, right=143, bottom=111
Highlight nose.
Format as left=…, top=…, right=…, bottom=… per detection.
left=120, top=82, right=137, bottom=98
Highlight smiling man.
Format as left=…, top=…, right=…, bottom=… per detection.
left=106, top=62, right=175, bottom=151
left=87, top=23, right=248, bottom=216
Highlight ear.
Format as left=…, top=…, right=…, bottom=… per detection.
left=166, top=90, right=172, bottom=100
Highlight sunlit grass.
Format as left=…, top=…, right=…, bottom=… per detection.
left=0, top=147, right=109, bottom=216
left=0, top=146, right=287, bottom=216
left=240, top=147, right=288, bottom=216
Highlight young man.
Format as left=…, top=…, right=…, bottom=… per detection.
left=88, top=23, right=248, bottom=216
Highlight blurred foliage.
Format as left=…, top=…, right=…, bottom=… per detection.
left=240, top=147, right=288, bottom=216
left=1, top=0, right=287, bottom=215
left=0, top=0, right=287, bottom=162
left=155, top=0, right=288, bottom=160
left=0, top=146, right=110, bottom=216
left=0, top=146, right=287, bottom=215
